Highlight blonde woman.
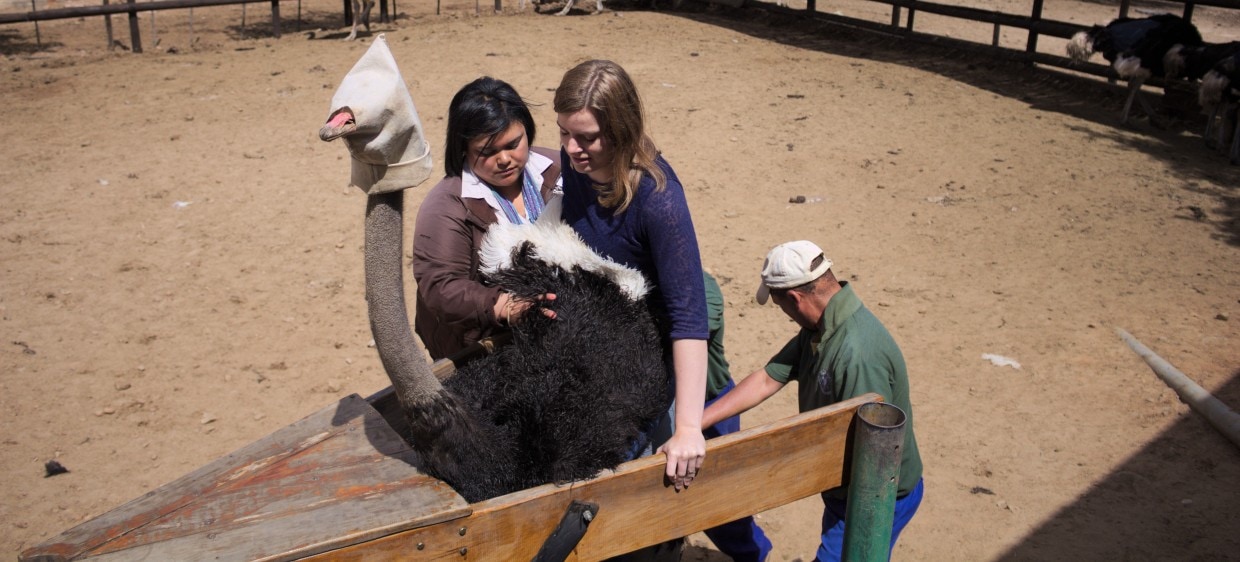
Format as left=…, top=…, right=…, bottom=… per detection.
left=554, top=60, right=707, bottom=491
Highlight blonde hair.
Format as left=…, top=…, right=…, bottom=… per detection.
left=554, top=60, right=666, bottom=213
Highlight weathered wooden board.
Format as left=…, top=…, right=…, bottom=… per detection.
left=21, top=394, right=469, bottom=562
left=307, top=393, right=880, bottom=561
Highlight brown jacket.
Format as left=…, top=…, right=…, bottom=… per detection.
left=412, top=147, right=560, bottom=360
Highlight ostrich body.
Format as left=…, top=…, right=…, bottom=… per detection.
left=1164, top=41, right=1240, bottom=81
left=426, top=216, right=670, bottom=501
left=1068, top=15, right=1203, bottom=124
left=320, top=36, right=672, bottom=502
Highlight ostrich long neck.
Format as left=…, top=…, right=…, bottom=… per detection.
left=366, top=190, right=440, bottom=410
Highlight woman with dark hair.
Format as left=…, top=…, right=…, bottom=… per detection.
left=412, top=77, right=560, bottom=360
left=553, top=60, right=707, bottom=491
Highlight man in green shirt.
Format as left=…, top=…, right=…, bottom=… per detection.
left=701, top=272, right=772, bottom=561
left=702, top=241, right=924, bottom=562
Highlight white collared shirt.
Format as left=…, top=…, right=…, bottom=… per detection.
left=461, top=151, right=562, bottom=225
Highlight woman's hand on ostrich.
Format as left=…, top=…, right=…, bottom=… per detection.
left=658, top=430, right=706, bottom=492
left=495, top=292, right=558, bottom=326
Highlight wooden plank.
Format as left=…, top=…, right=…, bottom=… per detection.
left=306, top=393, right=881, bottom=560
left=21, top=394, right=469, bottom=562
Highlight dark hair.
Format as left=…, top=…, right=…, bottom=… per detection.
left=443, top=77, right=536, bottom=178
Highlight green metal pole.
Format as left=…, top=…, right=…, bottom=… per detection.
left=842, top=402, right=907, bottom=562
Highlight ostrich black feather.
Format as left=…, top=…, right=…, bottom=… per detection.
left=407, top=242, right=670, bottom=503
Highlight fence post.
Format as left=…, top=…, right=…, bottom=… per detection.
left=1025, top=0, right=1043, bottom=55
left=149, top=0, right=156, bottom=48
left=1118, top=0, right=1130, bottom=18
left=905, top=0, right=916, bottom=32
left=104, top=0, right=114, bottom=49
left=1183, top=2, right=1195, bottom=22
left=30, top=0, right=43, bottom=50
left=127, top=0, right=143, bottom=52
left=841, top=402, right=907, bottom=562
left=270, top=0, right=281, bottom=37
left=807, top=0, right=815, bottom=12
left=890, top=5, right=900, bottom=28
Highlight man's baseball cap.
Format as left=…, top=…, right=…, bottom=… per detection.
left=755, top=240, right=833, bottom=305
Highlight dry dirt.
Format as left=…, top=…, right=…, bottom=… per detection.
left=3, top=0, right=1239, bottom=560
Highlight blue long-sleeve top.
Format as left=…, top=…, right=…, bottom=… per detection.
left=559, top=148, right=708, bottom=342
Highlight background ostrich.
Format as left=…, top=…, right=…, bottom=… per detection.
left=1199, top=50, right=1240, bottom=163
left=1164, top=41, right=1240, bottom=82
left=1067, top=14, right=1203, bottom=124
left=319, top=35, right=671, bottom=502
left=526, top=0, right=672, bottom=17
left=345, top=0, right=375, bottom=41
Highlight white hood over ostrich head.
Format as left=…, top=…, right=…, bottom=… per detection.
left=319, top=34, right=434, bottom=194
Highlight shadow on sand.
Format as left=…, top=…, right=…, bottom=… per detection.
left=641, top=2, right=1240, bottom=246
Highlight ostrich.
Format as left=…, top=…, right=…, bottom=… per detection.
left=1199, top=50, right=1240, bottom=163
left=1067, top=14, right=1204, bottom=124
left=516, top=0, right=588, bottom=15
left=524, top=0, right=671, bottom=17
left=1164, top=41, right=1240, bottom=82
left=344, top=0, right=375, bottom=41
left=318, top=35, right=672, bottom=502
left=1163, top=41, right=1240, bottom=157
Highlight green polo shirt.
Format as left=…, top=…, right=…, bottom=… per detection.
left=704, top=272, right=731, bottom=400
left=764, top=282, right=923, bottom=497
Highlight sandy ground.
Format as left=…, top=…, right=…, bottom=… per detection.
left=3, top=0, right=1239, bottom=560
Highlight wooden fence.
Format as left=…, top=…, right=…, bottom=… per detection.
left=2, top=0, right=436, bottom=53
left=782, top=0, right=1240, bottom=82
left=0, top=0, right=292, bottom=52
left=2, top=0, right=1239, bottom=71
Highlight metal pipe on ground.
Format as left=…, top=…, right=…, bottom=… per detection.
left=842, top=402, right=907, bottom=562
left=1117, top=328, right=1240, bottom=451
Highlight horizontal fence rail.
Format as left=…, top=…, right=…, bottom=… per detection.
left=0, top=0, right=280, bottom=24
left=773, top=0, right=1240, bottom=86
left=0, top=0, right=288, bottom=53
left=2, top=0, right=1237, bottom=84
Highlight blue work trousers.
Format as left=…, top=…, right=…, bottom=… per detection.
left=702, top=380, right=773, bottom=562
left=814, top=477, right=925, bottom=562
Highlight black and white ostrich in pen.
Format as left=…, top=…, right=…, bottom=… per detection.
left=1068, top=14, right=1204, bottom=124
left=1164, top=41, right=1240, bottom=82
left=1164, top=41, right=1240, bottom=160
left=1198, top=49, right=1240, bottom=164
left=318, top=36, right=672, bottom=503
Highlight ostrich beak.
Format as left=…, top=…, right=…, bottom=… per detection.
left=319, top=108, right=357, bottom=141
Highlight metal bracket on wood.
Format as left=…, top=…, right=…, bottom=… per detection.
left=531, top=500, right=600, bottom=562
